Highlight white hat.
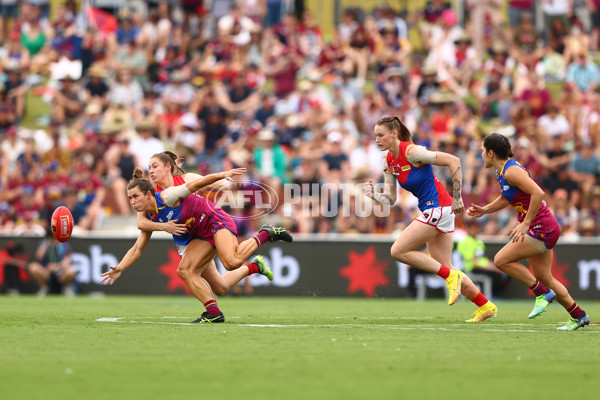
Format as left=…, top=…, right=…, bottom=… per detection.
left=327, top=131, right=343, bottom=143
left=258, top=129, right=276, bottom=141
left=180, top=113, right=199, bottom=129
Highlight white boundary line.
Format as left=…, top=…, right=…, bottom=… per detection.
left=95, top=317, right=599, bottom=333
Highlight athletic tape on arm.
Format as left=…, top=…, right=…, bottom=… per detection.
left=406, top=145, right=437, bottom=164
left=161, top=185, right=192, bottom=207
left=183, top=173, right=203, bottom=183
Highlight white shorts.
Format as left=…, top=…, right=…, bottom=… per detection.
left=176, top=244, right=188, bottom=257
left=415, top=206, right=455, bottom=234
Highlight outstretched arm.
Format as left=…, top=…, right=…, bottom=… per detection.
left=160, top=168, right=246, bottom=207
left=100, top=231, right=152, bottom=285
left=468, top=195, right=510, bottom=218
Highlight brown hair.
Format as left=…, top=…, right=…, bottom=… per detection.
left=151, top=151, right=185, bottom=175
left=127, top=168, right=155, bottom=195
left=375, top=116, right=411, bottom=142
left=483, top=133, right=513, bottom=159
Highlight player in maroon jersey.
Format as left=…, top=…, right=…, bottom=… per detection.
left=468, top=133, right=589, bottom=330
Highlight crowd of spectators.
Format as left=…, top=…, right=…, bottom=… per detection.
left=1, top=0, right=600, bottom=240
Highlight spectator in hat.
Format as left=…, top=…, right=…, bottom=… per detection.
left=449, top=31, right=478, bottom=87
left=108, top=67, right=144, bottom=109
left=70, top=102, right=103, bottom=139
left=416, top=65, right=440, bottom=106
left=3, top=63, right=27, bottom=119
left=116, top=10, right=140, bottom=45
left=173, top=112, right=203, bottom=166
left=320, top=131, right=350, bottom=184
left=54, top=76, right=84, bottom=125
left=129, top=117, right=164, bottom=172
left=162, top=70, right=195, bottom=108
left=253, top=128, right=288, bottom=188
left=83, top=64, right=110, bottom=108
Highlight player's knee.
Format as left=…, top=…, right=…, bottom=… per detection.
left=390, top=244, right=408, bottom=262
left=220, top=256, right=242, bottom=271
left=493, top=254, right=507, bottom=269
left=176, top=267, right=193, bottom=281
left=212, top=284, right=228, bottom=296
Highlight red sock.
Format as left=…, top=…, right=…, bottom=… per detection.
left=436, top=265, right=451, bottom=279
left=253, top=230, right=270, bottom=246
left=247, top=262, right=259, bottom=275
left=529, top=280, right=549, bottom=296
left=567, top=302, right=585, bottom=318
left=471, top=292, right=489, bottom=307
left=204, top=299, right=221, bottom=316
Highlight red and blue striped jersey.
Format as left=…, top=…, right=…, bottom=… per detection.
left=386, top=142, right=453, bottom=212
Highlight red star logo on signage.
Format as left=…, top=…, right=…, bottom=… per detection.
left=158, top=248, right=190, bottom=294
left=551, top=253, right=570, bottom=288
left=526, top=253, right=570, bottom=296
left=339, top=246, right=390, bottom=297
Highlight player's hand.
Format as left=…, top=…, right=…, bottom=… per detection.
left=101, top=266, right=122, bottom=285
left=509, top=222, right=529, bottom=243
left=223, top=168, right=247, bottom=181
left=363, top=180, right=374, bottom=199
left=163, top=219, right=187, bottom=235
left=467, top=204, right=485, bottom=218
left=452, top=198, right=465, bottom=214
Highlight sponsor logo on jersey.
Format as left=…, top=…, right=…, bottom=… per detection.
left=401, top=165, right=411, bottom=172
left=390, top=166, right=401, bottom=175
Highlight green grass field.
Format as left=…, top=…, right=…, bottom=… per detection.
left=1, top=296, right=599, bottom=400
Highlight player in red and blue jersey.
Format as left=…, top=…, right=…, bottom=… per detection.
left=468, top=133, right=590, bottom=330
left=364, top=116, right=497, bottom=322
left=101, top=166, right=292, bottom=324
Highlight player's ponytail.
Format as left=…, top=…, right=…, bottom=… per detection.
left=127, top=168, right=155, bottom=195
left=375, top=116, right=412, bottom=142
left=151, top=151, right=186, bottom=176
left=483, top=133, right=513, bottom=159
